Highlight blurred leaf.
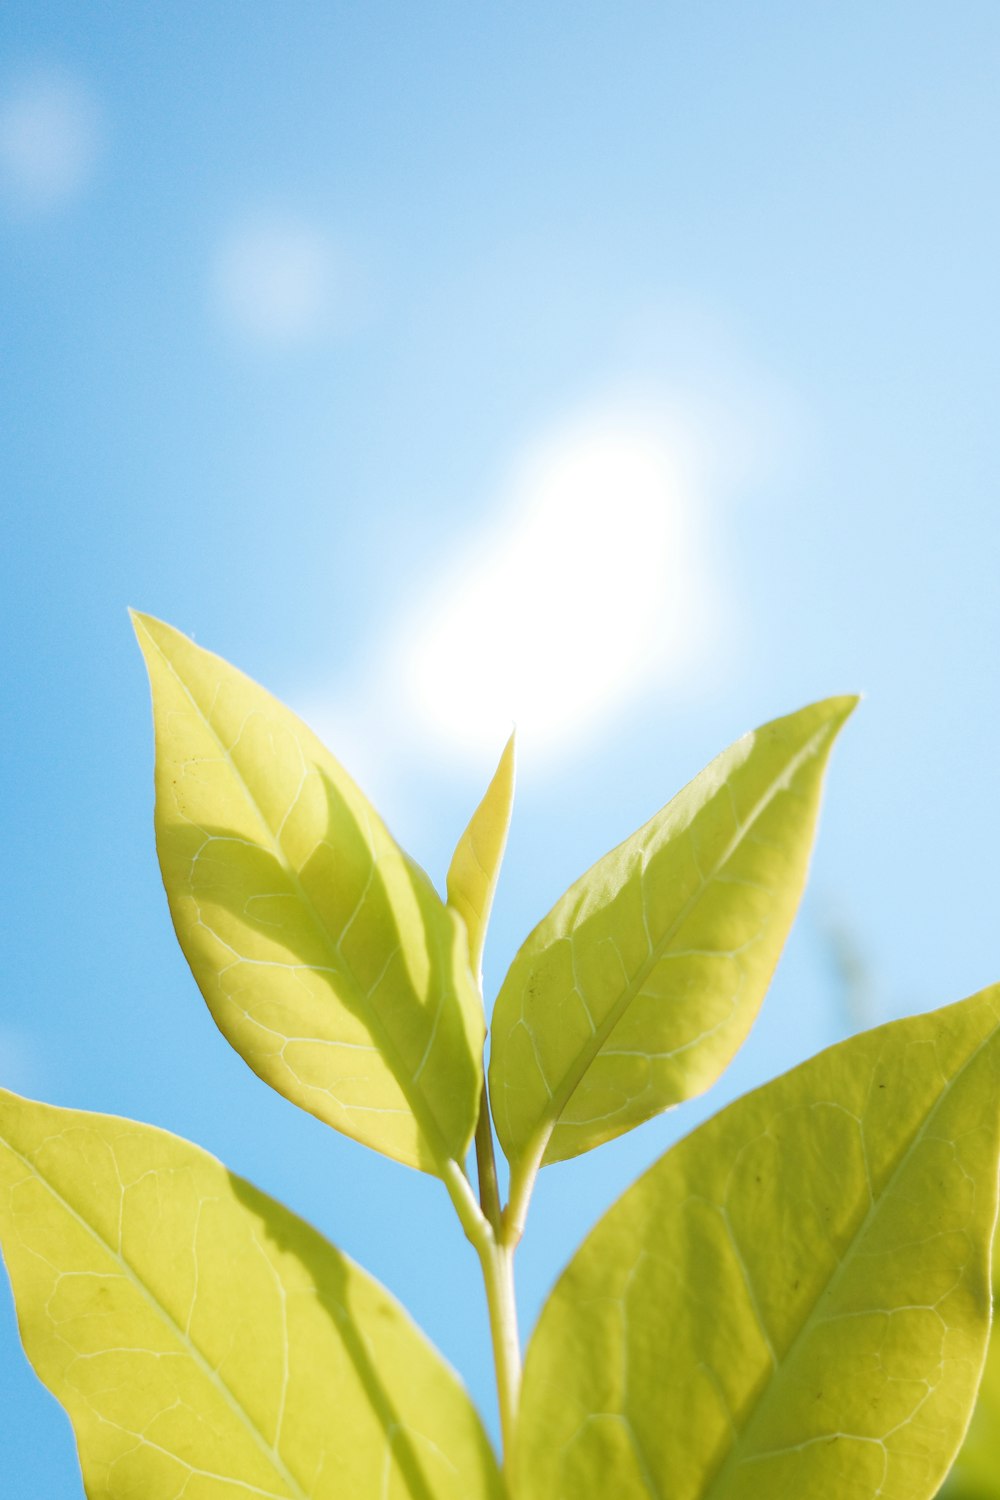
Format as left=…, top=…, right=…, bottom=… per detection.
left=133, top=613, right=483, bottom=1176
left=515, top=987, right=1000, bottom=1500
left=939, top=1227, right=1000, bottom=1498
left=820, top=904, right=879, bottom=1033
left=490, top=696, right=856, bottom=1180
left=0, top=1090, right=502, bottom=1500
left=447, top=733, right=516, bottom=980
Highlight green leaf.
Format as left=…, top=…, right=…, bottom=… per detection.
left=447, top=733, right=516, bottom=980
left=515, top=987, right=1000, bottom=1500
left=132, top=613, right=483, bottom=1177
left=489, top=696, right=856, bottom=1189
left=0, top=1089, right=503, bottom=1500
left=940, top=1236, right=1000, bottom=1497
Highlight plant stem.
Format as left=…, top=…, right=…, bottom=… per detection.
left=474, top=1085, right=503, bottom=1235
left=479, top=1234, right=521, bottom=1462
left=440, top=1158, right=491, bottom=1253
left=502, top=1142, right=543, bottom=1249
left=472, top=1077, right=522, bottom=1464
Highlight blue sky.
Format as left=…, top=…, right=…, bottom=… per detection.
left=2, top=3, right=999, bottom=1492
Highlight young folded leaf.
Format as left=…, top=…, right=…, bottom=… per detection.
left=133, top=613, right=483, bottom=1177
left=515, top=986, right=1000, bottom=1500
left=0, top=1090, right=503, bottom=1500
left=490, top=696, right=857, bottom=1188
left=447, top=733, right=516, bottom=981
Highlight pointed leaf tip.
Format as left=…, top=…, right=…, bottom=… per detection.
left=447, top=732, right=517, bottom=980
left=490, top=694, right=857, bottom=1180
left=134, top=616, right=485, bottom=1175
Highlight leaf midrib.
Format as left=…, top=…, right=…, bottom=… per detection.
left=1, top=1131, right=309, bottom=1500
left=523, top=719, right=838, bottom=1166
left=143, top=622, right=455, bottom=1170
left=699, top=1009, right=1000, bottom=1500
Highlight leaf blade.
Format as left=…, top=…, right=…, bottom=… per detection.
left=0, top=1090, right=503, bottom=1500
left=489, top=696, right=857, bottom=1176
left=447, top=733, right=516, bottom=979
left=133, top=612, right=484, bottom=1175
left=940, top=1234, right=1000, bottom=1496
left=515, top=987, right=1000, bottom=1500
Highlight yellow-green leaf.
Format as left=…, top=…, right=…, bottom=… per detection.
left=447, top=733, right=516, bottom=980
left=944, top=1348, right=1000, bottom=1499
left=515, top=987, right=1000, bottom=1500
left=133, top=613, right=483, bottom=1176
left=489, top=696, right=856, bottom=1187
left=940, top=1234, right=1000, bottom=1497
left=0, top=1090, right=502, bottom=1500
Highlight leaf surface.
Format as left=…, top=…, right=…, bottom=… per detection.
left=133, top=613, right=483, bottom=1175
left=0, top=1090, right=502, bottom=1500
left=940, top=1238, right=1000, bottom=1497
left=447, top=734, right=516, bottom=979
left=515, top=987, right=1000, bottom=1500
left=489, top=697, right=856, bottom=1177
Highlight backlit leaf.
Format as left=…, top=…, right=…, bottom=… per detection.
left=515, top=987, right=1000, bottom=1500
left=133, top=613, right=483, bottom=1176
left=939, top=1234, right=1000, bottom=1498
left=447, top=733, right=516, bottom=980
left=0, top=1090, right=502, bottom=1500
left=490, top=696, right=856, bottom=1181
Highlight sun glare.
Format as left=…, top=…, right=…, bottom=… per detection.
left=397, top=411, right=721, bottom=763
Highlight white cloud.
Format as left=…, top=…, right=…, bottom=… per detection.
left=210, top=217, right=340, bottom=345
left=289, top=396, right=733, bottom=790
left=0, top=68, right=103, bottom=215
left=390, top=405, right=724, bottom=765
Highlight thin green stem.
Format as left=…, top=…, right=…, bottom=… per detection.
left=433, top=1149, right=526, bottom=1459
left=441, top=1092, right=524, bottom=1460
left=479, top=1236, right=521, bottom=1461
left=474, top=1085, right=503, bottom=1236
left=471, top=1074, right=522, bottom=1464
left=440, top=1158, right=491, bottom=1255
left=501, top=1143, right=543, bottom=1249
